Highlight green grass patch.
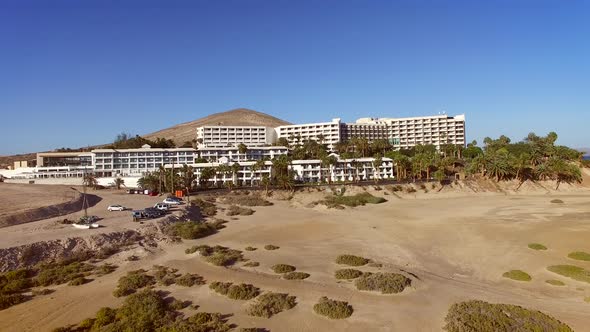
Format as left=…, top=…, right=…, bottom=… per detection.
left=246, top=292, right=297, bottom=318
left=283, top=272, right=310, bottom=280
left=502, top=270, right=532, bottom=282
left=243, top=261, right=260, bottom=267
left=271, top=264, right=296, bottom=274
left=547, top=265, right=590, bottom=283
left=354, top=272, right=411, bottom=294
left=322, top=192, right=386, bottom=208
left=35, top=262, right=94, bottom=287
left=335, top=255, right=369, bottom=266
left=528, top=243, right=548, bottom=250
left=313, top=296, right=353, bottom=319
left=335, top=269, right=364, bottom=280
left=545, top=279, right=566, bottom=286
left=163, top=221, right=218, bottom=240
left=568, top=251, right=590, bottom=261
left=443, top=300, right=573, bottom=332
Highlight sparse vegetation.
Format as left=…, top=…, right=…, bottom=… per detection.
left=226, top=205, right=255, bottom=216
left=209, top=281, right=260, bottom=300
left=96, top=264, right=117, bottom=276
left=67, top=276, right=90, bottom=286
left=550, top=199, right=564, bottom=204
left=528, top=243, right=548, bottom=250
left=176, top=273, right=205, bottom=287
left=244, top=261, right=260, bottom=267
left=335, top=269, right=364, bottom=280
left=322, top=192, right=386, bottom=208
left=222, top=194, right=273, bottom=207
left=335, top=254, right=369, bottom=266
left=443, top=300, right=573, bottom=332
left=568, top=251, right=590, bottom=261
left=191, top=198, right=218, bottom=217
left=354, top=272, right=412, bottom=294
left=246, top=292, right=297, bottom=318
left=546, top=279, right=565, bottom=286
left=313, top=296, right=353, bottom=319
left=35, top=261, right=94, bottom=287
left=502, top=270, right=532, bottom=281
left=245, top=246, right=257, bottom=251
left=547, top=265, right=590, bottom=283
left=271, top=264, right=296, bottom=274
left=264, top=244, right=280, bottom=250
left=112, top=269, right=155, bottom=297
left=153, top=265, right=179, bottom=286
left=188, top=245, right=244, bottom=266
left=283, top=272, right=310, bottom=280
left=163, top=221, right=218, bottom=239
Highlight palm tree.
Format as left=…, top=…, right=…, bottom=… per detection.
left=238, top=143, right=248, bottom=161
left=231, top=162, right=241, bottom=187
left=261, top=174, right=271, bottom=196
left=199, top=167, right=216, bottom=188
left=114, top=177, right=125, bottom=190
left=372, top=154, right=383, bottom=183
left=252, top=159, right=266, bottom=187
left=83, top=173, right=98, bottom=189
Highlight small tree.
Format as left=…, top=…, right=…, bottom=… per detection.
left=114, top=177, right=125, bottom=190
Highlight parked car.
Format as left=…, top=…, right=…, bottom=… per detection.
left=132, top=210, right=144, bottom=219
left=107, top=204, right=126, bottom=211
left=154, top=203, right=169, bottom=211
left=143, top=208, right=164, bottom=218
left=163, top=198, right=182, bottom=205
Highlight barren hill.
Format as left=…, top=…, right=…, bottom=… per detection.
left=143, top=108, right=291, bottom=145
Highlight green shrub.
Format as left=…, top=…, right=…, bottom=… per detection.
left=368, top=262, right=383, bottom=268
left=191, top=245, right=244, bottom=266
left=153, top=265, right=179, bottom=286
left=528, top=243, right=548, bottom=250
left=546, top=279, right=565, bottom=286
left=405, top=187, right=417, bottom=193
left=568, top=251, right=590, bottom=261
left=96, top=245, right=119, bottom=259
left=322, top=192, right=386, bottom=208
left=31, top=288, right=54, bottom=296
left=245, top=246, right=257, bottom=251
left=35, top=262, right=94, bottom=287
left=191, top=198, right=218, bottom=217
left=354, top=272, right=411, bottom=294
left=68, top=277, right=90, bottom=286
left=283, top=272, right=310, bottom=280
left=443, top=300, right=573, bottom=332
left=264, top=244, right=279, bottom=250
left=163, top=221, right=218, bottom=239
left=169, top=298, right=190, bottom=310
left=113, top=269, right=155, bottom=297
left=335, top=255, right=369, bottom=266
left=547, top=265, right=590, bottom=283
left=244, top=261, right=260, bottom=267
left=335, top=269, right=363, bottom=280
left=502, top=270, right=532, bottom=282
left=96, top=264, right=117, bottom=276
left=0, top=293, right=26, bottom=310
left=271, top=264, right=296, bottom=274
left=185, top=246, right=199, bottom=254
left=175, top=273, right=205, bottom=287
left=226, top=205, right=255, bottom=216
left=313, top=296, right=353, bottom=319
left=78, top=318, right=94, bottom=329
left=92, top=307, right=117, bottom=329
left=210, top=282, right=260, bottom=300
left=246, top=292, right=297, bottom=318
left=222, top=195, right=272, bottom=207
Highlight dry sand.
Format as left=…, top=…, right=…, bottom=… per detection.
left=0, top=184, right=589, bottom=331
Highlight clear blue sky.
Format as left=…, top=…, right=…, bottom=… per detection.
left=1, top=0, right=589, bottom=155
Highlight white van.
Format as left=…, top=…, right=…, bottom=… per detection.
left=154, top=203, right=170, bottom=211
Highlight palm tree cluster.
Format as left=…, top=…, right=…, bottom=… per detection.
left=137, top=165, right=197, bottom=193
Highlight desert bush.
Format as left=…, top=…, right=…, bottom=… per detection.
left=222, top=194, right=273, bottom=207
left=226, top=205, right=255, bottom=216
left=264, top=244, right=279, bottom=250
left=443, top=300, right=573, bottom=332
left=246, top=292, right=297, bottom=318
left=210, top=282, right=261, bottom=300
left=389, top=185, right=403, bottom=192
left=283, top=272, right=310, bottom=280
left=32, top=288, right=54, bottom=296
left=502, top=270, right=532, bottom=282
left=96, top=264, right=117, bottom=276
left=368, top=262, right=383, bottom=268
left=192, top=245, right=244, bottom=267
left=113, top=269, right=155, bottom=297
left=335, top=255, right=369, bottom=266
left=528, top=243, right=548, bottom=250
left=322, top=192, right=386, bottom=208
left=68, top=276, right=90, bottom=286
left=209, top=281, right=232, bottom=295
left=313, top=296, right=353, bottom=319
left=271, top=264, right=296, bottom=274
left=175, top=273, right=205, bottom=287
left=96, top=245, right=120, bottom=259
left=546, top=279, right=565, bottom=286
left=550, top=199, right=564, bottom=204
left=78, top=318, right=94, bottom=329
left=354, top=272, right=411, bottom=294
left=191, top=198, right=217, bottom=217
left=163, top=221, right=218, bottom=240
left=245, top=246, right=257, bottom=251
left=405, top=187, right=417, bottom=193
left=244, top=261, right=260, bottom=267
left=0, top=293, right=26, bottom=310
left=568, top=251, right=590, bottom=261
left=169, top=298, right=191, bottom=310
left=335, top=269, right=363, bottom=280
left=547, top=265, right=590, bottom=283
left=185, top=246, right=199, bottom=254
left=153, top=265, right=179, bottom=286
left=239, top=328, right=269, bottom=332
left=35, top=262, right=94, bottom=287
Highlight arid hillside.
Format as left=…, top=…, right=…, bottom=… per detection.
left=143, top=108, right=291, bottom=144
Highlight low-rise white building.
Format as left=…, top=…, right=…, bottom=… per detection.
left=196, top=125, right=276, bottom=148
